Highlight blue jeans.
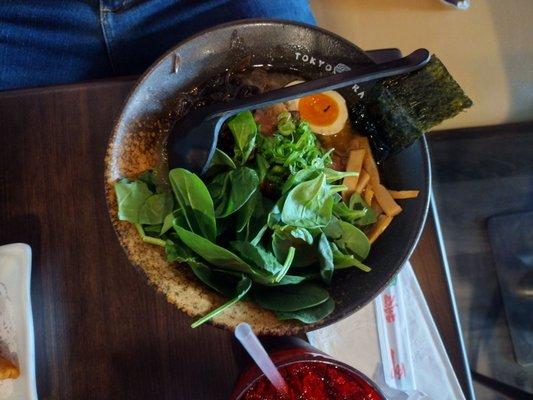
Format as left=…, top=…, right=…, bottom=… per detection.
left=0, top=0, right=315, bottom=90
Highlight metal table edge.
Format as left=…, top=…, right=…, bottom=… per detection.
left=430, top=190, right=477, bottom=400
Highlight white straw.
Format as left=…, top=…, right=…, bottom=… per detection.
left=235, top=322, right=289, bottom=395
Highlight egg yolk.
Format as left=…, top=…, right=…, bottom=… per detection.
left=298, top=93, right=339, bottom=126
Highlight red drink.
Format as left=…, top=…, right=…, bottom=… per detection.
left=230, top=338, right=385, bottom=400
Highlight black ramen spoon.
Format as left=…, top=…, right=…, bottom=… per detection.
left=168, top=48, right=430, bottom=174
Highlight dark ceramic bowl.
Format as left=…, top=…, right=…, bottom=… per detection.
left=104, top=20, right=430, bottom=335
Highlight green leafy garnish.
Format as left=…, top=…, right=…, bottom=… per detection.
left=281, top=173, right=333, bottom=228
left=254, top=283, right=330, bottom=312
left=208, top=167, right=259, bottom=218
left=277, top=111, right=295, bottom=136
left=334, top=220, right=370, bottom=260
left=276, top=297, right=335, bottom=323
left=115, top=179, right=153, bottom=223
left=138, top=193, right=173, bottom=225
left=114, top=110, right=381, bottom=327
left=317, top=233, right=334, bottom=284
left=257, top=115, right=331, bottom=182
left=169, top=168, right=217, bottom=242
left=174, top=226, right=257, bottom=276
left=231, top=241, right=284, bottom=275
left=228, top=111, right=257, bottom=165
left=191, top=275, right=252, bottom=328
left=331, top=242, right=371, bottom=272
left=348, top=193, right=377, bottom=226
left=272, top=231, right=317, bottom=268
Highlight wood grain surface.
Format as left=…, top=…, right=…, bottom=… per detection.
left=0, top=79, right=469, bottom=399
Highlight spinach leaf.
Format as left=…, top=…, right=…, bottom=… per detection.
left=299, top=271, right=322, bottom=281
left=249, top=223, right=268, bottom=247
left=188, top=260, right=236, bottom=297
left=255, top=153, right=269, bottom=182
left=235, top=190, right=259, bottom=234
left=323, top=168, right=358, bottom=183
left=348, top=192, right=367, bottom=209
left=169, top=168, right=217, bottom=242
left=134, top=223, right=166, bottom=247
left=331, top=243, right=371, bottom=272
left=160, top=212, right=174, bottom=235
left=355, top=209, right=377, bottom=227
left=281, top=173, right=333, bottom=229
left=267, top=198, right=284, bottom=228
left=272, top=225, right=314, bottom=245
left=166, top=233, right=236, bottom=297
left=211, top=148, right=236, bottom=169
left=211, top=269, right=245, bottom=279
left=139, top=192, right=174, bottom=225
left=276, top=297, right=335, bottom=323
left=205, top=148, right=237, bottom=179
left=280, top=167, right=355, bottom=196
left=191, top=275, right=252, bottom=328
left=281, top=168, right=318, bottom=194
left=355, top=208, right=377, bottom=226
left=274, top=246, right=296, bottom=283
left=175, top=226, right=273, bottom=285
left=260, top=274, right=307, bottom=286
left=317, top=233, right=334, bottom=284
left=333, top=202, right=366, bottom=224
left=235, top=191, right=270, bottom=242
left=254, top=283, right=330, bottom=312
left=143, top=223, right=163, bottom=237
left=171, top=207, right=189, bottom=230
left=206, top=171, right=227, bottom=201
left=289, top=227, right=314, bottom=245
left=323, top=216, right=343, bottom=240
left=115, top=179, right=153, bottom=223
left=175, top=226, right=254, bottom=274
left=329, top=185, right=347, bottom=195
left=349, top=192, right=377, bottom=226
left=165, top=238, right=195, bottom=263
left=228, top=111, right=257, bottom=165
left=334, top=253, right=371, bottom=272
left=214, top=215, right=233, bottom=239
left=335, top=220, right=371, bottom=259
left=272, top=231, right=317, bottom=268
left=138, top=170, right=162, bottom=193
left=231, top=241, right=284, bottom=275
left=210, top=167, right=259, bottom=218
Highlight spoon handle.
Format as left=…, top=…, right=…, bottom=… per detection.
left=216, top=49, right=430, bottom=117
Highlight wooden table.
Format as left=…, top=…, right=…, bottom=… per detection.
left=0, top=79, right=470, bottom=400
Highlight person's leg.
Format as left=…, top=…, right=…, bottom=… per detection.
left=102, top=0, right=316, bottom=75
left=0, top=0, right=315, bottom=90
left=0, top=0, right=112, bottom=90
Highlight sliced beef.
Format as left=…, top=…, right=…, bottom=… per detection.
left=253, top=103, right=288, bottom=136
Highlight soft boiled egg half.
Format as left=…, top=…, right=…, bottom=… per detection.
left=286, top=80, right=348, bottom=136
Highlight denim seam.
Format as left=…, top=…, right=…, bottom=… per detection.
left=101, top=0, right=140, bottom=13
left=99, top=3, right=116, bottom=73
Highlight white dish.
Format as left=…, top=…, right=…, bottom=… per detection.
left=0, top=243, right=37, bottom=400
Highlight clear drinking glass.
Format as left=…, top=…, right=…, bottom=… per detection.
left=230, top=337, right=385, bottom=400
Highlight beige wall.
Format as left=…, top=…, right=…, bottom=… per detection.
left=311, top=0, right=533, bottom=130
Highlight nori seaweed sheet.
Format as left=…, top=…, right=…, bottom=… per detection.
left=350, top=55, right=472, bottom=160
